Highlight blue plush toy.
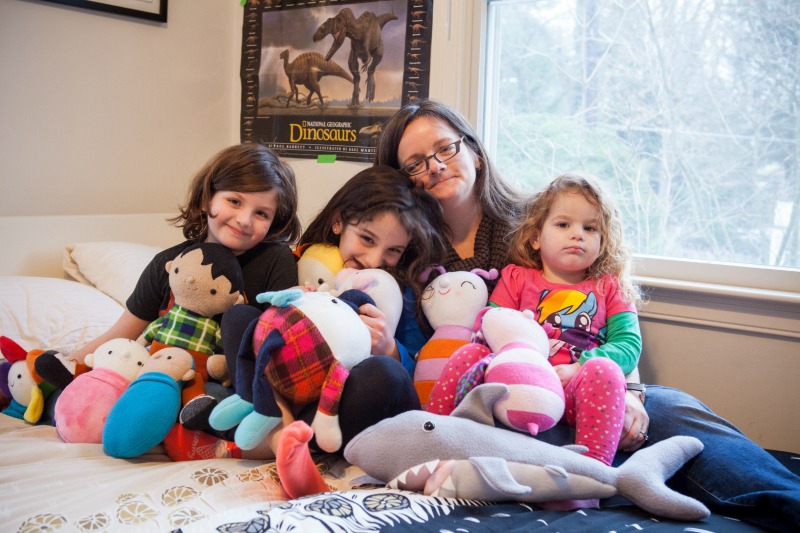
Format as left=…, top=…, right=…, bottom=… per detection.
left=103, top=346, right=195, bottom=458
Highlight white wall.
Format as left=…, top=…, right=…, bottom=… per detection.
left=0, top=0, right=475, bottom=226
left=1, top=0, right=239, bottom=217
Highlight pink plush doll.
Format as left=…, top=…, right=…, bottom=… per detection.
left=430, top=306, right=565, bottom=436
left=413, top=267, right=497, bottom=409
left=54, top=338, right=150, bottom=443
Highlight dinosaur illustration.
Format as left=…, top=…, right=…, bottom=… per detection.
left=279, top=49, right=353, bottom=108
left=313, top=7, right=399, bottom=107
left=410, top=23, right=427, bottom=35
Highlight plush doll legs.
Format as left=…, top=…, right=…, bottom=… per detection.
left=221, top=303, right=262, bottom=378
left=295, top=355, right=421, bottom=452
left=180, top=304, right=261, bottom=432
left=278, top=356, right=419, bottom=499
left=277, top=421, right=330, bottom=499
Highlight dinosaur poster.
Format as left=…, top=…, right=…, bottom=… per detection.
left=240, top=0, right=433, bottom=163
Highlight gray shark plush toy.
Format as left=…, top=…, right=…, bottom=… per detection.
left=343, top=383, right=710, bottom=521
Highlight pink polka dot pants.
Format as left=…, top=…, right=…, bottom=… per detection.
left=563, top=358, right=627, bottom=466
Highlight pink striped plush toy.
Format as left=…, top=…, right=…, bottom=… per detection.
left=431, top=306, right=565, bottom=436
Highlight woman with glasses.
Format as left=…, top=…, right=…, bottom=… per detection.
left=375, top=100, right=526, bottom=286
left=373, top=99, right=800, bottom=532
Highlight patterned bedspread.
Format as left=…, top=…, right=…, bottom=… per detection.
left=1, top=415, right=792, bottom=532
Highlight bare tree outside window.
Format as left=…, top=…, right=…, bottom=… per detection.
left=484, top=0, right=800, bottom=269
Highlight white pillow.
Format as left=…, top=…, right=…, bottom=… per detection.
left=0, top=276, right=123, bottom=356
left=63, top=241, right=162, bottom=306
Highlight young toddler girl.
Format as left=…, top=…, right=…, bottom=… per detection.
left=489, top=173, right=642, bottom=507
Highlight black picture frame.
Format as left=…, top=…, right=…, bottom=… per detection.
left=40, top=0, right=168, bottom=23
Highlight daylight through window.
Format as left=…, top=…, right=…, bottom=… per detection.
left=483, top=0, right=800, bottom=270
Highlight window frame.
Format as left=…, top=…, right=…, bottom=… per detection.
left=451, top=0, right=800, bottom=302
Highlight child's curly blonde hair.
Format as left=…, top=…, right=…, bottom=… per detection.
left=508, top=173, right=640, bottom=305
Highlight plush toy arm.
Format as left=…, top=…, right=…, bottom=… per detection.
left=139, top=319, right=160, bottom=346
left=454, top=352, right=496, bottom=407
left=207, top=354, right=231, bottom=387
left=23, top=385, right=44, bottom=424
left=426, top=343, right=491, bottom=415
left=311, top=412, right=341, bottom=453
left=310, top=361, right=350, bottom=453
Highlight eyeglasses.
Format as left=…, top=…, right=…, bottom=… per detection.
left=399, top=136, right=466, bottom=176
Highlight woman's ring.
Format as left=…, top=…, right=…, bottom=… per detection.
left=639, top=430, right=649, bottom=441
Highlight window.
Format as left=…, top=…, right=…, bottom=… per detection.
left=482, top=0, right=800, bottom=288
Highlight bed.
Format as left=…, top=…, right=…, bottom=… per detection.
left=1, top=238, right=795, bottom=532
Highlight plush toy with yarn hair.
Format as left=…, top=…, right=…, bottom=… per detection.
left=413, top=267, right=497, bottom=409
left=0, top=336, right=56, bottom=424
left=296, top=243, right=344, bottom=292
left=140, top=242, right=244, bottom=409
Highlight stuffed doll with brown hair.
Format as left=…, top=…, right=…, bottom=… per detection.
left=138, top=242, right=244, bottom=410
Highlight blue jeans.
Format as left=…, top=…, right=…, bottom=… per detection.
left=535, top=385, right=800, bottom=531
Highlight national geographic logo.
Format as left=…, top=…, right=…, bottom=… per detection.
left=290, top=121, right=357, bottom=143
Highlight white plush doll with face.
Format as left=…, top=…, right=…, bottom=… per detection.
left=334, top=267, right=403, bottom=338
left=0, top=336, right=55, bottom=424
left=209, top=288, right=374, bottom=453
left=413, top=267, right=498, bottom=409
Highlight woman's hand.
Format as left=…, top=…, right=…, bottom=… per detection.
left=553, top=362, right=581, bottom=388
left=618, top=390, right=650, bottom=452
left=358, top=302, right=398, bottom=359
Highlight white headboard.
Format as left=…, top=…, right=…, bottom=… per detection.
left=0, top=213, right=184, bottom=278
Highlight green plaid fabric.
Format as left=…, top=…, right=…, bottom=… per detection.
left=143, top=305, right=222, bottom=355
